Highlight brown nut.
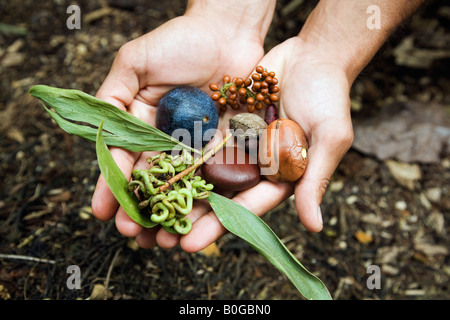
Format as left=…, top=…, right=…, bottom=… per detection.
left=201, top=146, right=260, bottom=192
left=258, top=119, right=308, bottom=183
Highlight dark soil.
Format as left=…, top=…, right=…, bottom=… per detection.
left=0, top=0, right=448, bottom=300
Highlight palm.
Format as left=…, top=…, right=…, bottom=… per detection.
left=254, top=38, right=353, bottom=231
left=92, top=15, right=266, bottom=244
left=114, top=15, right=265, bottom=132
left=171, top=39, right=354, bottom=251
left=118, top=15, right=267, bottom=180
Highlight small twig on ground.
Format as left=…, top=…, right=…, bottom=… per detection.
left=104, top=247, right=122, bottom=300
left=0, top=253, right=56, bottom=264
left=158, top=132, right=232, bottom=194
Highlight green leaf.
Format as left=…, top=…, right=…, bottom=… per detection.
left=29, top=85, right=200, bottom=154
left=207, top=192, right=332, bottom=300
left=96, top=120, right=157, bottom=228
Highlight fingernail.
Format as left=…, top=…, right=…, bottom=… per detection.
left=317, top=206, right=323, bottom=226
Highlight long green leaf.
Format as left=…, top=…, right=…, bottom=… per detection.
left=30, top=85, right=199, bottom=154
left=96, top=120, right=156, bottom=228
left=207, top=192, right=332, bottom=300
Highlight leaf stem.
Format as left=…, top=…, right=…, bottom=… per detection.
left=158, top=132, right=232, bottom=193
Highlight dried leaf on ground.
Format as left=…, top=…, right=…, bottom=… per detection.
left=385, top=160, right=422, bottom=190
left=352, top=101, right=450, bottom=163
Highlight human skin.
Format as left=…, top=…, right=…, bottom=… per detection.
left=252, top=0, right=426, bottom=235
left=91, top=0, right=278, bottom=249
left=91, top=0, right=424, bottom=251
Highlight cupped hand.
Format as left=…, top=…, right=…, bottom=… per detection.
left=165, top=37, right=354, bottom=253
left=91, top=13, right=268, bottom=248
left=256, top=37, right=354, bottom=232
left=93, top=14, right=353, bottom=253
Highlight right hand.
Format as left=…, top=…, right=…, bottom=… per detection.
left=91, top=3, right=274, bottom=249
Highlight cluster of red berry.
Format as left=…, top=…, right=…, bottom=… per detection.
left=209, top=66, right=280, bottom=113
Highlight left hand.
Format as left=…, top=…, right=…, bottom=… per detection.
left=172, top=37, right=354, bottom=252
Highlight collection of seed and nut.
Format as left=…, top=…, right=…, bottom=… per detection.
left=131, top=66, right=308, bottom=234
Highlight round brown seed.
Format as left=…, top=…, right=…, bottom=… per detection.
left=202, top=146, right=260, bottom=192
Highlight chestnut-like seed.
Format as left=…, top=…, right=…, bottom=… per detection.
left=201, top=146, right=260, bottom=191
left=258, top=119, right=308, bottom=183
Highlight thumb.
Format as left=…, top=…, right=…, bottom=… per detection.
left=294, top=122, right=353, bottom=232
left=95, top=43, right=141, bottom=111
left=91, top=43, right=141, bottom=221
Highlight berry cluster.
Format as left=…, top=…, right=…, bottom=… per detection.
left=209, top=66, right=280, bottom=113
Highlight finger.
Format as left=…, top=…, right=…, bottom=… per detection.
left=95, top=43, right=141, bottom=111
left=135, top=227, right=159, bottom=249
left=155, top=198, right=212, bottom=249
left=91, top=147, right=139, bottom=221
left=294, top=122, right=353, bottom=232
left=115, top=206, right=143, bottom=237
left=156, top=196, right=231, bottom=251
left=91, top=43, right=142, bottom=220
left=156, top=231, right=181, bottom=250
left=179, top=181, right=294, bottom=253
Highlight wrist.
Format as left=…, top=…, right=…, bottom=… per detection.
left=297, top=3, right=381, bottom=83
left=282, top=37, right=352, bottom=91
left=298, top=0, right=424, bottom=83
left=184, top=0, right=275, bottom=44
